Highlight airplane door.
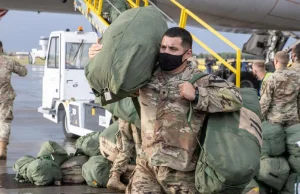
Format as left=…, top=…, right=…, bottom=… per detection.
left=42, top=35, right=61, bottom=109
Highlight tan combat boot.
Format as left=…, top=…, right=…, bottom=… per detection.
left=0, top=141, right=7, bottom=160
left=107, top=172, right=126, bottom=192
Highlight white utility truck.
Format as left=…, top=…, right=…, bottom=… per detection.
left=38, top=27, right=112, bottom=138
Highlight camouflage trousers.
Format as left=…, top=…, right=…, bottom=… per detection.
left=0, top=100, right=14, bottom=144
left=110, top=119, right=141, bottom=175
left=126, top=158, right=198, bottom=194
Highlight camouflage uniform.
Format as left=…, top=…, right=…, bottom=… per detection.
left=0, top=55, right=27, bottom=143
left=260, top=68, right=300, bottom=127
left=126, top=62, right=243, bottom=194
left=289, top=61, right=300, bottom=120
left=110, top=118, right=141, bottom=174
left=289, top=61, right=300, bottom=72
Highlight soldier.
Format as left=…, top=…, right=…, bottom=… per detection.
left=106, top=118, right=141, bottom=192
left=89, top=45, right=141, bottom=192
left=252, top=61, right=272, bottom=96
left=289, top=44, right=300, bottom=72
left=0, top=41, right=27, bottom=160
left=260, top=51, right=300, bottom=127
left=126, top=27, right=242, bottom=193
left=90, top=27, right=242, bottom=193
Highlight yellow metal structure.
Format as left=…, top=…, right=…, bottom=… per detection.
left=76, top=0, right=241, bottom=87
left=169, top=0, right=241, bottom=87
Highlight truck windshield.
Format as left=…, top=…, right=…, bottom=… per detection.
left=65, top=42, right=92, bottom=69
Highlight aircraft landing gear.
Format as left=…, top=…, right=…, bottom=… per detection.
left=242, top=30, right=290, bottom=72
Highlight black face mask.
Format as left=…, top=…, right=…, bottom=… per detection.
left=158, top=50, right=188, bottom=71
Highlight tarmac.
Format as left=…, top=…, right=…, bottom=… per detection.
left=0, top=65, right=120, bottom=194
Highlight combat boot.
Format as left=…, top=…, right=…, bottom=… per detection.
left=0, top=141, right=7, bottom=160
left=121, top=165, right=135, bottom=184
left=107, top=172, right=126, bottom=192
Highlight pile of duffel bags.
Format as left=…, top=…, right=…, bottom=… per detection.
left=13, top=123, right=127, bottom=188
left=242, top=119, right=300, bottom=194
left=14, top=141, right=86, bottom=186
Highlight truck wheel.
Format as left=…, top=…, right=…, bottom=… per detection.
left=62, top=113, right=78, bottom=139
left=227, top=72, right=260, bottom=90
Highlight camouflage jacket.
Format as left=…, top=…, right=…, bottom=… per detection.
left=139, top=63, right=243, bottom=171
left=260, top=68, right=300, bottom=124
left=289, top=61, right=300, bottom=73
left=0, top=55, right=27, bottom=102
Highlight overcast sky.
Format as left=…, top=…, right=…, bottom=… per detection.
left=0, top=10, right=296, bottom=54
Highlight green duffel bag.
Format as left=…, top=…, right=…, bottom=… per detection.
left=101, top=0, right=130, bottom=23
left=195, top=88, right=262, bottom=194
left=60, top=155, right=88, bottom=184
left=82, top=155, right=111, bottom=188
left=240, top=88, right=261, bottom=118
left=75, top=131, right=101, bottom=157
left=62, top=175, right=85, bottom=184
left=281, top=173, right=300, bottom=194
left=99, top=122, right=119, bottom=162
left=261, top=121, right=285, bottom=157
left=26, top=158, right=62, bottom=186
left=85, top=6, right=168, bottom=105
left=62, top=166, right=82, bottom=175
left=256, top=156, right=290, bottom=191
left=109, top=0, right=130, bottom=22
left=60, top=155, right=89, bottom=169
left=37, top=141, right=69, bottom=166
left=13, top=155, right=35, bottom=183
left=97, top=97, right=141, bottom=128
left=288, top=155, right=300, bottom=174
left=285, top=123, right=300, bottom=157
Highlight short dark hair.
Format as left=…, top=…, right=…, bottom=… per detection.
left=292, top=44, right=300, bottom=61
left=163, top=27, right=193, bottom=49
left=0, top=41, right=2, bottom=48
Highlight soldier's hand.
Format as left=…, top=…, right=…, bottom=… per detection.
left=89, top=43, right=103, bottom=59
left=179, top=82, right=196, bottom=101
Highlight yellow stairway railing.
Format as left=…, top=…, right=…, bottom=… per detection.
left=75, top=0, right=241, bottom=87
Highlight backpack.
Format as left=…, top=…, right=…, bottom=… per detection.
left=192, top=74, right=262, bottom=194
